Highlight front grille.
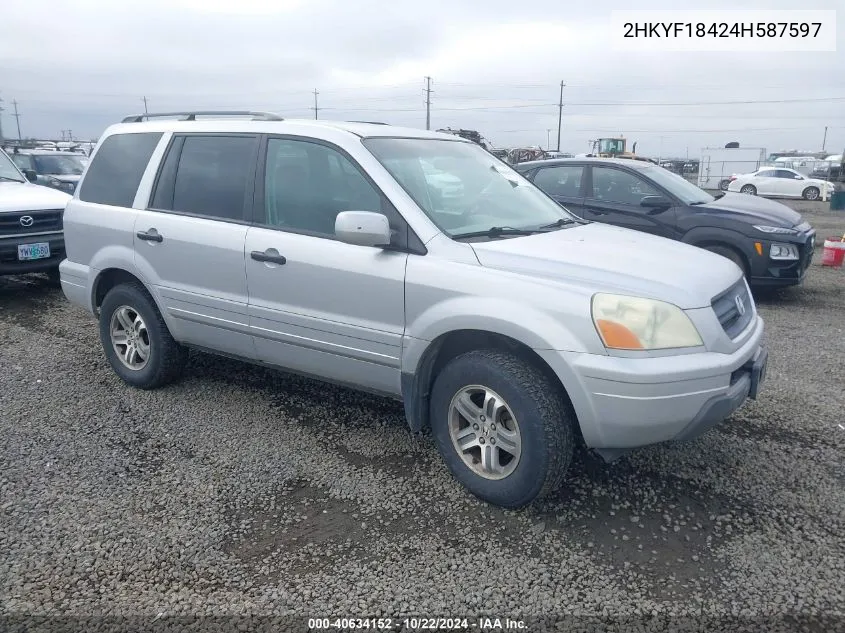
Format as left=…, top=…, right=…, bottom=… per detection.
left=0, top=209, right=63, bottom=236
left=712, top=280, right=753, bottom=339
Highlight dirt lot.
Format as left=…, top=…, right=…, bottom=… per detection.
left=1, top=200, right=843, bottom=628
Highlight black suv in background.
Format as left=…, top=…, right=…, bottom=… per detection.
left=515, top=158, right=816, bottom=289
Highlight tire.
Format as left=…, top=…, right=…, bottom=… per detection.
left=739, top=184, right=756, bottom=195
left=718, top=179, right=730, bottom=191
left=704, top=244, right=747, bottom=276
left=98, top=282, right=187, bottom=389
left=802, top=186, right=820, bottom=201
left=429, top=349, right=575, bottom=508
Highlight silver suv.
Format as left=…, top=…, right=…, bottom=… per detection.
left=59, top=111, right=767, bottom=508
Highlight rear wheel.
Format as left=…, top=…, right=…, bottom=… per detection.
left=704, top=244, right=747, bottom=276
left=802, top=186, right=820, bottom=201
left=740, top=184, right=757, bottom=195
left=99, top=282, right=187, bottom=389
left=429, top=349, right=575, bottom=508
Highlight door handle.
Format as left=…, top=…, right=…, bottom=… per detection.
left=251, top=250, right=287, bottom=265
left=136, top=230, right=163, bottom=243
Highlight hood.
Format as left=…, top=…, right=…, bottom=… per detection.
left=700, top=192, right=803, bottom=227
left=0, top=180, right=72, bottom=212
left=470, top=223, right=742, bottom=310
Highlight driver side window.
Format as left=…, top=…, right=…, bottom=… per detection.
left=590, top=167, right=659, bottom=205
left=262, top=138, right=408, bottom=246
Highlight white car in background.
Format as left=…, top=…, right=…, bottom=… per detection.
left=728, top=167, right=836, bottom=201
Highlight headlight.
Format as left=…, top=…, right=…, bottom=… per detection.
left=591, top=294, right=704, bottom=351
left=770, top=243, right=799, bottom=260
left=753, top=225, right=798, bottom=235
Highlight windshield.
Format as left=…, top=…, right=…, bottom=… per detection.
left=363, top=138, right=577, bottom=237
left=598, top=139, right=625, bottom=154
left=639, top=164, right=715, bottom=205
left=0, top=151, right=25, bottom=182
left=33, top=154, right=85, bottom=176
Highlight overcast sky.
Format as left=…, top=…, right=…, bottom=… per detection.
left=1, top=0, right=842, bottom=158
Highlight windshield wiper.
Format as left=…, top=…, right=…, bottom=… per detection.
left=538, top=218, right=577, bottom=230
left=0, top=176, right=24, bottom=183
left=452, top=226, right=539, bottom=240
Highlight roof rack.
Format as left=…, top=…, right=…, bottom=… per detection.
left=121, top=111, right=284, bottom=123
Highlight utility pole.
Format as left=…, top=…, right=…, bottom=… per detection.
left=556, top=80, right=565, bottom=152
left=546, top=129, right=551, bottom=150
left=822, top=126, right=828, bottom=152
left=12, top=100, right=21, bottom=140
left=424, top=76, right=433, bottom=130
left=313, top=89, right=319, bottom=120
left=0, top=96, right=5, bottom=144
left=142, top=96, right=149, bottom=114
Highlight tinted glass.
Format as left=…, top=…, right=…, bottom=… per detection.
left=533, top=165, right=584, bottom=197
left=11, top=154, right=33, bottom=170
left=775, top=169, right=801, bottom=179
left=264, top=138, right=383, bottom=236
left=79, top=132, right=163, bottom=207
left=756, top=170, right=777, bottom=178
left=635, top=164, right=713, bottom=204
left=33, top=154, right=85, bottom=175
left=171, top=135, right=257, bottom=220
left=591, top=167, right=659, bottom=205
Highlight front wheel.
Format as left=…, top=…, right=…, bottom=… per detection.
left=429, top=350, right=575, bottom=508
left=802, top=186, right=820, bottom=201
left=740, top=184, right=757, bottom=195
left=99, top=282, right=187, bottom=389
left=718, top=179, right=730, bottom=191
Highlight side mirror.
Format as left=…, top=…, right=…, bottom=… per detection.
left=335, top=211, right=391, bottom=248
left=23, top=169, right=38, bottom=183
left=640, top=195, right=671, bottom=211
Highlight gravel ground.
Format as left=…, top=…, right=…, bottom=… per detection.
left=1, top=199, right=844, bottom=630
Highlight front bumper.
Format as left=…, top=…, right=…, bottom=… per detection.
left=0, top=234, right=65, bottom=275
left=537, top=314, right=765, bottom=457
left=746, top=230, right=815, bottom=287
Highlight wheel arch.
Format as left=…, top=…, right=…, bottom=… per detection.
left=401, top=329, right=581, bottom=442
left=91, top=267, right=148, bottom=312
left=682, top=227, right=753, bottom=276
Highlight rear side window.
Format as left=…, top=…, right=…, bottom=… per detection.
left=153, top=135, right=257, bottom=221
left=533, top=165, right=584, bottom=197
left=79, top=132, right=163, bottom=207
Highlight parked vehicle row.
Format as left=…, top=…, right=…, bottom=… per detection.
left=50, top=112, right=769, bottom=508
